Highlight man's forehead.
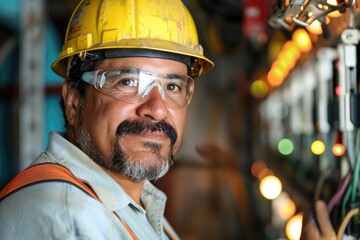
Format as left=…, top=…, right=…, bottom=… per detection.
left=97, top=57, right=188, bottom=74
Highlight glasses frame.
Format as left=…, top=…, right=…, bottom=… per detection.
left=81, top=68, right=195, bottom=109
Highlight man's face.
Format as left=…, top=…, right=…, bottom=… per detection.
left=64, top=57, right=189, bottom=182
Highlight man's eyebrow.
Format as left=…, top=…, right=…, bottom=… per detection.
left=165, top=73, right=186, bottom=78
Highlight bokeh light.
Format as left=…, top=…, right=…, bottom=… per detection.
left=327, top=0, right=342, bottom=18
left=278, top=138, right=294, bottom=155
left=335, top=85, right=341, bottom=96
left=306, top=19, right=323, bottom=35
left=285, top=213, right=303, bottom=240
left=332, top=143, right=346, bottom=157
left=258, top=168, right=274, bottom=180
left=272, top=192, right=297, bottom=221
left=251, top=80, right=269, bottom=98
left=259, top=175, right=282, bottom=200
left=311, top=140, right=325, bottom=155
left=251, top=161, right=267, bottom=178
left=267, top=67, right=285, bottom=87
left=292, top=28, right=312, bottom=53
left=282, top=41, right=301, bottom=60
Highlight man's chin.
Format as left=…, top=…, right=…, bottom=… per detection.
left=129, top=151, right=170, bottom=165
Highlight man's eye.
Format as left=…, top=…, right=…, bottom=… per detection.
left=119, top=78, right=137, bottom=87
left=166, top=83, right=181, bottom=92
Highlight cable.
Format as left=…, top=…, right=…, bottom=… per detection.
left=314, top=170, right=330, bottom=201
left=336, top=129, right=360, bottom=234
left=351, top=130, right=360, bottom=203
left=314, top=131, right=337, bottom=201
left=352, top=151, right=360, bottom=203
left=341, top=180, right=353, bottom=217
left=346, top=131, right=356, bottom=169
left=356, top=129, right=360, bottom=198
left=327, top=130, right=351, bottom=213
left=327, top=172, right=351, bottom=213
left=337, top=208, right=359, bottom=240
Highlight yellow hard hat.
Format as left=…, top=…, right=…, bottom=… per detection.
left=51, top=0, right=214, bottom=78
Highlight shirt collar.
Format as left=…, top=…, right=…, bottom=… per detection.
left=46, top=132, right=166, bottom=213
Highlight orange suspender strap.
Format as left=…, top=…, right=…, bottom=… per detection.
left=0, top=163, right=137, bottom=240
left=0, top=163, right=97, bottom=200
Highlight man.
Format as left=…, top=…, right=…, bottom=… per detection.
left=0, top=0, right=214, bottom=239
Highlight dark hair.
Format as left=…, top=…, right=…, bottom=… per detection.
left=60, top=55, right=103, bottom=127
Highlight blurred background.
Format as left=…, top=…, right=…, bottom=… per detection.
left=1, top=0, right=360, bottom=239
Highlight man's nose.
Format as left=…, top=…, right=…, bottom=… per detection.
left=141, top=81, right=166, bottom=101
left=136, top=85, right=169, bottom=121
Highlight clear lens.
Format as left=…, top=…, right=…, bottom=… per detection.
left=81, top=69, right=194, bottom=109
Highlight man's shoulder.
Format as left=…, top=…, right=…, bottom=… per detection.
left=1, top=179, right=98, bottom=210
left=0, top=181, right=128, bottom=239
left=30, top=150, right=58, bottom=165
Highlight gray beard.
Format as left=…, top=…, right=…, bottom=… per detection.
left=76, top=120, right=173, bottom=183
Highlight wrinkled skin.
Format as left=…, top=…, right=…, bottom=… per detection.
left=62, top=57, right=189, bottom=203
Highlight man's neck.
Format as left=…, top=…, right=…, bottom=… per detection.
left=101, top=167, right=145, bottom=207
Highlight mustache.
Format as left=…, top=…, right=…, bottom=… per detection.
left=116, top=120, right=178, bottom=146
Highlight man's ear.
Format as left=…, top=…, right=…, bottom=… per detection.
left=62, top=81, right=80, bottom=126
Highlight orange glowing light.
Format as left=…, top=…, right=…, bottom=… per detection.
left=273, top=193, right=297, bottom=220
left=306, top=20, right=323, bottom=35
left=327, top=0, right=342, bottom=18
left=283, top=41, right=301, bottom=60
left=267, top=67, right=285, bottom=87
left=278, top=51, right=296, bottom=69
left=272, top=59, right=289, bottom=74
left=280, top=199, right=297, bottom=220
left=292, top=28, right=312, bottom=53
left=332, top=143, right=345, bottom=156
left=251, top=161, right=267, bottom=178
left=258, top=168, right=274, bottom=180
left=286, top=213, right=303, bottom=240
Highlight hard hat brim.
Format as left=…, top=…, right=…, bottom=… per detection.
left=51, top=39, right=214, bottom=78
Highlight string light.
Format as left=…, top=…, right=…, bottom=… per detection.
left=251, top=161, right=267, bottom=178
left=267, top=67, right=285, bottom=87
left=335, top=85, right=342, bottom=96
left=327, top=0, right=342, bottom=18
left=282, top=41, right=301, bottom=60
left=278, top=138, right=294, bottom=155
left=332, top=143, right=346, bottom=156
left=272, top=192, right=297, bottom=221
left=311, top=140, right=326, bottom=155
left=285, top=213, right=303, bottom=240
left=259, top=175, right=282, bottom=200
left=306, top=19, right=323, bottom=35
left=251, top=79, right=269, bottom=98
left=292, top=28, right=312, bottom=52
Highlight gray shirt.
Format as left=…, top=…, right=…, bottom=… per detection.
left=0, top=132, right=179, bottom=240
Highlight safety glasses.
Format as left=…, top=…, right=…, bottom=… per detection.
left=82, top=68, right=195, bottom=109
